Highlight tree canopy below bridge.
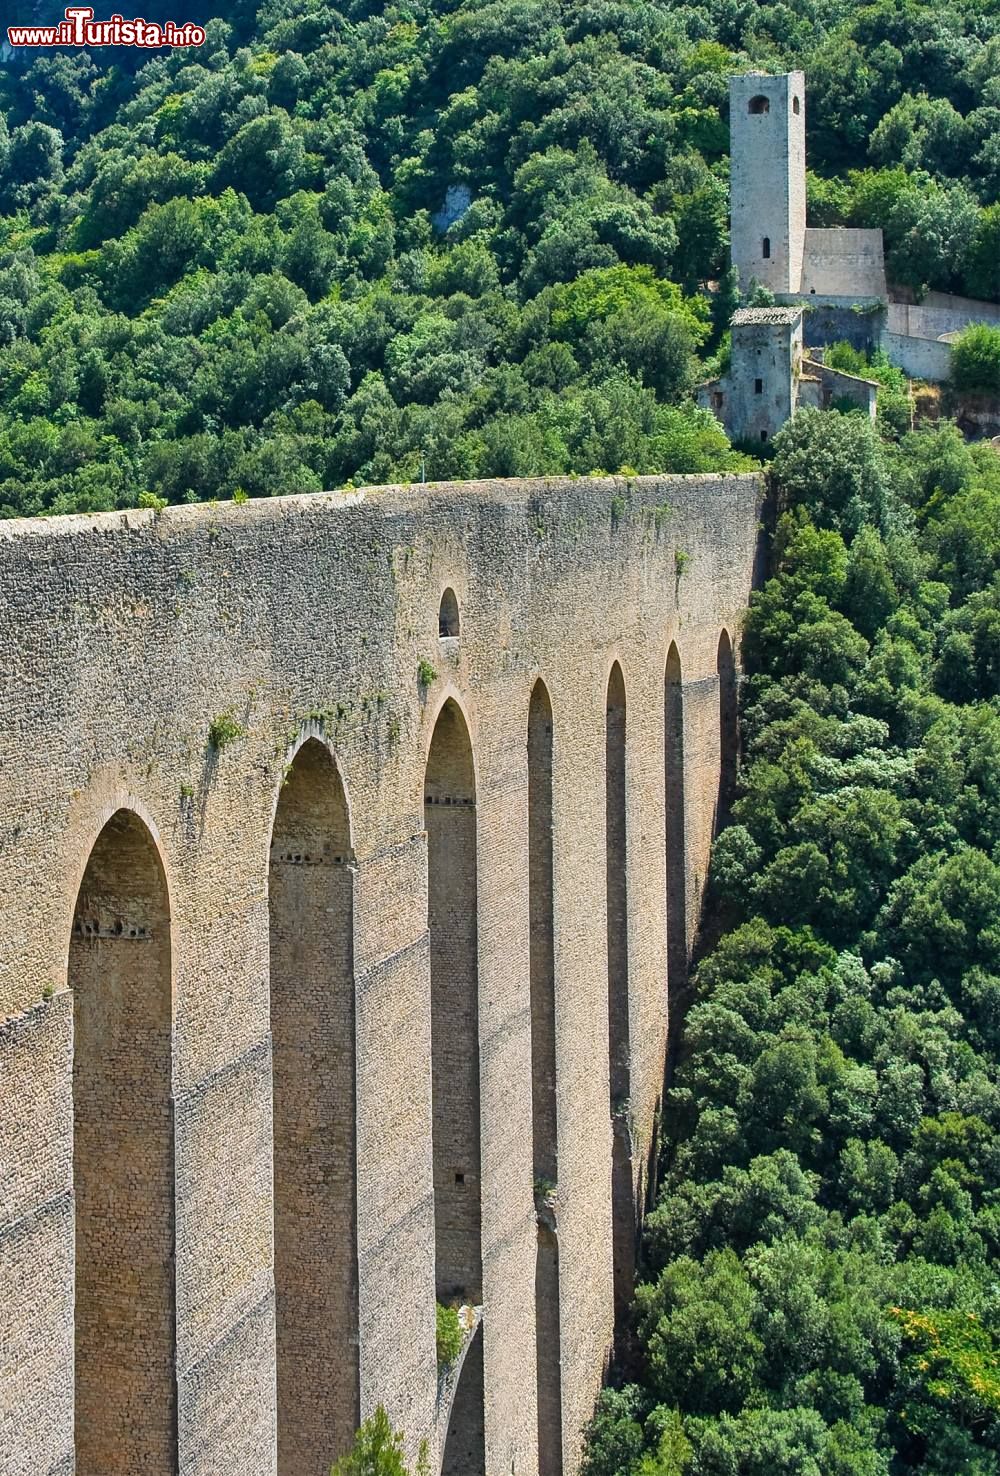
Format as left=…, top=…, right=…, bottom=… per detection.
left=584, top=413, right=1000, bottom=1475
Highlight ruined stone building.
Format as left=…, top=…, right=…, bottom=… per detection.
left=697, top=304, right=878, bottom=447
left=0, top=472, right=763, bottom=1476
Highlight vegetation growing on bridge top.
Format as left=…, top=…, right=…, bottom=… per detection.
left=583, top=410, right=1000, bottom=1474
left=435, top=1301, right=464, bottom=1369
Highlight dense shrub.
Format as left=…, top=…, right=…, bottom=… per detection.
left=950, top=324, right=1000, bottom=396
left=331, top=1406, right=429, bottom=1476
left=435, top=1303, right=464, bottom=1369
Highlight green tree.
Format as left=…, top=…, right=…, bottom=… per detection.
left=331, top=1407, right=429, bottom=1476
left=964, top=204, right=1000, bottom=300
left=771, top=409, right=890, bottom=537
left=950, top=324, right=1000, bottom=396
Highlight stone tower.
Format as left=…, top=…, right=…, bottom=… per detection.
left=729, top=71, right=806, bottom=295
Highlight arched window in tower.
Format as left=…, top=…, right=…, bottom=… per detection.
left=762, top=236, right=771, bottom=259
left=748, top=95, right=770, bottom=114
left=270, top=738, right=359, bottom=1475
left=793, top=95, right=801, bottom=115
left=71, top=809, right=176, bottom=1476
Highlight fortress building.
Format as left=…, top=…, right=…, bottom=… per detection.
left=704, top=68, right=1000, bottom=440
left=725, top=70, right=1000, bottom=390
left=0, top=472, right=762, bottom=1476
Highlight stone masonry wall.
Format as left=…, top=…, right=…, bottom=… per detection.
left=800, top=228, right=886, bottom=298
left=800, top=305, right=882, bottom=355
left=881, top=331, right=954, bottom=384
left=887, top=291, right=1000, bottom=339
left=0, top=472, right=764, bottom=1476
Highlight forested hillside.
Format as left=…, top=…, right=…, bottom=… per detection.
left=584, top=414, right=1000, bottom=1474
left=3, top=0, right=1000, bottom=514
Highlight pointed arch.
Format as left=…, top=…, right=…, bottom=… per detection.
left=71, top=808, right=176, bottom=1475
left=270, top=737, right=358, bottom=1473
left=528, top=680, right=557, bottom=1186
left=528, top=679, right=563, bottom=1474
left=665, top=643, right=687, bottom=998
left=717, top=629, right=738, bottom=835
left=605, top=662, right=633, bottom=1329
left=606, top=663, right=629, bottom=1107
left=425, top=698, right=481, bottom=1298
left=426, top=698, right=485, bottom=1475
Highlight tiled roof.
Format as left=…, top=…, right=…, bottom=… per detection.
left=731, top=306, right=803, bottom=326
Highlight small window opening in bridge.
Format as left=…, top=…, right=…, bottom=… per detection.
left=793, top=95, right=801, bottom=114
left=749, top=94, right=769, bottom=114
left=810, top=287, right=816, bottom=294
left=439, top=587, right=460, bottom=638
left=455, top=1172, right=465, bottom=1184
left=762, top=236, right=771, bottom=259
left=760, top=430, right=769, bottom=442
left=754, top=378, right=763, bottom=395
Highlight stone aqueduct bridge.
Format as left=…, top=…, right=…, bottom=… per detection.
left=0, top=471, right=764, bottom=1476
